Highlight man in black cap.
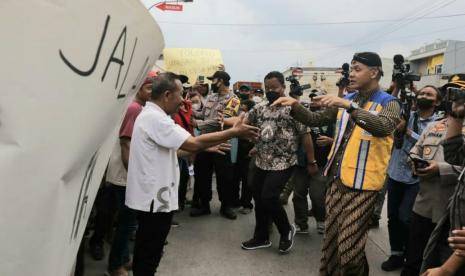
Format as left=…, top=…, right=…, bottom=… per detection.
left=272, top=52, right=401, bottom=275
left=238, top=85, right=253, bottom=101
left=191, top=70, right=241, bottom=219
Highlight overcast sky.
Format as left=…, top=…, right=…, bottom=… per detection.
left=142, top=0, right=465, bottom=83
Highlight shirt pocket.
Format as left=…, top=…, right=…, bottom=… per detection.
left=421, top=134, right=442, bottom=160
left=420, top=143, right=439, bottom=161
left=204, top=101, right=215, bottom=117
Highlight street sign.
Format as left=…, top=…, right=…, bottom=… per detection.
left=156, top=2, right=183, bottom=11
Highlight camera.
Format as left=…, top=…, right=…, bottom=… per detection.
left=336, top=63, right=350, bottom=87
left=392, top=54, right=421, bottom=85
left=310, top=127, right=321, bottom=137
left=392, top=54, right=421, bottom=149
left=445, top=87, right=465, bottom=102
left=286, top=75, right=311, bottom=96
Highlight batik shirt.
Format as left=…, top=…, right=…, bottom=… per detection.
left=247, top=100, right=310, bottom=171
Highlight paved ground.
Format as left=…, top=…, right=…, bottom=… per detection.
left=84, top=187, right=397, bottom=276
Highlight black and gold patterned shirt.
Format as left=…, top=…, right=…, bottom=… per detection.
left=247, top=101, right=310, bottom=171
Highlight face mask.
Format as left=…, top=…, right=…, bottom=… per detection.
left=239, top=93, right=249, bottom=100
left=265, top=91, right=280, bottom=105
left=416, top=98, right=434, bottom=110
left=211, top=82, right=219, bottom=93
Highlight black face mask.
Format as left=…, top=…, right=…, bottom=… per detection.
left=266, top=91, right=280, bottom=105
left=416, top=98, right=434, bottom=110
left=239, top=93, right=249, bottom=100
left=211, top=83, right=219, bottom=93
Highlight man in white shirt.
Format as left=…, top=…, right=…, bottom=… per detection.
left=125, top=72, right=259, bottom=276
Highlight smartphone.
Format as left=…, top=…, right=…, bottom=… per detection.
left=411, top=156, right=429, bottom=169
left=198, top=75, right=205, bottom=84
left=403, top=150, right=429, bottom=170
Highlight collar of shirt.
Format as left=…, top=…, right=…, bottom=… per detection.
left=415, top=111, right=438, bottom=122
left=146, top=102, right=168, bottom=116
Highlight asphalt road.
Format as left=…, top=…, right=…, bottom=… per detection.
left=84, top=187, right=398, bottom=276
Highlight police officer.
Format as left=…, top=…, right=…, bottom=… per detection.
left=402, top=111, right=461, bottom=276
left=191, top=70, right=241, bottom=219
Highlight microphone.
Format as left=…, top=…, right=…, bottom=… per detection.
left=393, top=54, right=404, bottom=65
left=342, top=63, right=350, bottom=71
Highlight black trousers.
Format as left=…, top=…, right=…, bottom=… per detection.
left=401, top=212, right=436, bottom=276
left=132, top=210, right=173, bottom=276
left=178, top=158, right=189, bottom=210
left=387, top=177, right=419, bottom=255
left=232, top=157, right=253, bottom=209
left=252, top=166, right=294, bottom=240
left=194, top=151, right=234, bottom=209
left=89, top=183, right=116, bottom=247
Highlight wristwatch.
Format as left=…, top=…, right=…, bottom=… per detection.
left=347, top=101, right=359, bottom=114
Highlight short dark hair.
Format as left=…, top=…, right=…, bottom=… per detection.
left=264, top=71, right=285, bottom=86
left=420, top=85, right=442, bottom=102
left=151, top=72, right=180, bottom=99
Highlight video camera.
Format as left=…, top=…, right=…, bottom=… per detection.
left=392, top=54, right=421, bottom=149
left=392, top=54, right=421, bottom=85
left=286, top=75, right=311, bottom=96
left=336, top=63, right=350, bottom=87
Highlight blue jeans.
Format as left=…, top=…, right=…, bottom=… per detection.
left=387, top=177, right=419, bottom=255
left=108, top=184, right=137, bottom=270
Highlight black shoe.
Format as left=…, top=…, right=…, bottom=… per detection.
left=241, top=238, right=272, bottom=250
left=89, top=242, right=104, bottom=261
left=381, top=255, right=404, bottom=271
left=171, top=220, right=180, bottom=227
left=279, top=224, right=296, bottom=254
left=189, top=207, right=211, bottom=217
left=220, top=207, right=237, bottom=220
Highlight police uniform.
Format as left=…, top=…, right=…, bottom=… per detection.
left=402, top=118, right=462, bottom=275
left=192, top=90, right=241, bottom=215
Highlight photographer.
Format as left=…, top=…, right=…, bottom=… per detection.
left=382, top=85, right=441, bottom=271
left=421, top=74, right=465, bottom=276
left=272, top=52, right=400, bottom=275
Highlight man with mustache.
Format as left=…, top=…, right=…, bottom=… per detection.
left=272, top=52, right=401, bottom=275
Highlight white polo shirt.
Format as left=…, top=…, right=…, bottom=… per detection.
left=125, top=102, right=191, bottom=213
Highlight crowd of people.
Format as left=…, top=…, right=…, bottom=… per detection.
left=80, top=52, right=465, bottom=276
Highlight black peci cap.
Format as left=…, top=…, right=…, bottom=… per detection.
left=352, top=52, right=383, bottom=67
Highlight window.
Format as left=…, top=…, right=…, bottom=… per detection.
left=435, top=64, right=443, bottom=74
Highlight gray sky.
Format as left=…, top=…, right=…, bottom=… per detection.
left=142, top=0, right=465, bottom=83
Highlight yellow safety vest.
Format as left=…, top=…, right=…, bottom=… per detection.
left=325, top=91, right=395, bottom=191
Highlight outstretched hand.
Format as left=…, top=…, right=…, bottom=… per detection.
left=232, top=113, right=260, bottom=140
left=206, top=143, right=232, bottom=155
left=270, top=97, right=298, bottom=108
left=312, top=95, right=351, bottom=109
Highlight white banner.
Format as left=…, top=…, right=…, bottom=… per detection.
left=0, top=1, right=164, bottom=275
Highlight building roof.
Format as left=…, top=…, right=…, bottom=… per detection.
left=283, top=66, right=339, bottom=73
left=408, top=40, right=449, bottom=61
